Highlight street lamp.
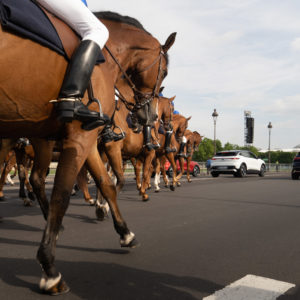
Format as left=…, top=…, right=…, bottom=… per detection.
left=267, top=122, right=272, bottom=171
left=212, top=109, right=219, bottom=155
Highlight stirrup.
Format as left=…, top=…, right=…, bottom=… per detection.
left=145, top=142, right=160, bottom=151
left=165, top=147, right=177, bottom=154
left=101, top=126, right=126, bottom=143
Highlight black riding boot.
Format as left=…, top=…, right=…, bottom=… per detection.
left=144, top=125, right=159, bottom=151
left=177, top=142, right=186, bottom=158
left=164, top=131, right=176, bottom=153
left=53, top=40, right=109, bottom=130
left=101, top=123, right=125, bottom=144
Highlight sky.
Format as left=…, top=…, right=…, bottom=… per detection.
left=87, top=0, right=300, bottom=150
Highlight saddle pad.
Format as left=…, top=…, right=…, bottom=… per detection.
left=0, top=0, right=66, bottom=58
left=0, top=0, right=105, bottom=63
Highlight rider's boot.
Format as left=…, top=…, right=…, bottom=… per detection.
left=164, top=131, right=176, bottom=154
left=101, top=123, right=125, bottom=143
left=177, top=141, right=187, bottom=158
left=53, top=40, right=109, bottom=130
left=144, top=125, right=159, bottom=151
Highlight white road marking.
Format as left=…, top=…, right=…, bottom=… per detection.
left=203, top=274, right=295, bottom=300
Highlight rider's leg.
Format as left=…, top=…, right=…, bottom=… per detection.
left=177, top=136, right=187, bottom=158
left=164, top=130, right=176, bottom=153
left=37, top=0, right=110, bottom=130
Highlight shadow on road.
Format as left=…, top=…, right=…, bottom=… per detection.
left=0, top=257, right=223, bottom=299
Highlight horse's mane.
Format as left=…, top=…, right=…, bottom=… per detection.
left=94, top=11, right=169, bottom=66
left=94, top=11, right=151, bottom=36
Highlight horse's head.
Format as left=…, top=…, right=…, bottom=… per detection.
left=128, top=33, right=176, bottom=126
left=192, top=131, right=203, bottom=150
left=173, top=115, right=191, bottom=139
left=158, top=96, right=175, bottom=131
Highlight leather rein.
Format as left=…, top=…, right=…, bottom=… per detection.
left=104, top=45, right=165, bottom=112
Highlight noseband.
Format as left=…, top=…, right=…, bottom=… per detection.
left=105, top=45, right=165, bottom=112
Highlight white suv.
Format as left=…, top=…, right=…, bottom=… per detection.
left=210, top=150, right=266, bottom=178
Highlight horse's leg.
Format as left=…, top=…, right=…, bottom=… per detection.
left=166, top=152, right=177, bottom=191
left=104, top=142, right=125, bottom=193
left=37, top=130, right=97, bottom=295
left=76, top=165, right=95, bottom=205
left=29, top=139, right=55, bottom=221
left=140, top=150, right=155, bottom=201
left=24, top=159, right=36, bottom=201
left=176, top=157, right=185, bottom=186
left=186, top=156, right=192, bottom=183
left=160, top=156, right=169, bottom=188
left=134, top=159, right=142, bottom=191
left=0, top=139, right=17, bottom=202
left=86, top=142, right=138, bottom=247
left=154, top=157, right=161, bottom=192
left=17, top=161, right=32, bottom=206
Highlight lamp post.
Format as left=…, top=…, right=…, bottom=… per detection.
left=212, top=109, right=218, bottom=155
left=267, top=122, right=272, bottom=171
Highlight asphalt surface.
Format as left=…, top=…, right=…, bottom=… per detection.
left=0, top=172, right=300, bottom=299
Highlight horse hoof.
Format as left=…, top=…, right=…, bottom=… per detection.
left=88, top=198, right=95, bottom=206
left=177, top=182, right=181, bottom=187
left=0, top=196, right=6, bottom=202
left=170, top=185, right=175, bottom=191
left=23, top=199, right=33, bottom=207
left=40, top=273, right=70, bottom=296
left=120, top=232, right=140, bottom=248
left=28, top=191, right=36, bottom=201
left=96, top=209, right=105, bottom=221
left=142, top=196, right=149, bottom=201
left=155, top=189, right=160, bottom=193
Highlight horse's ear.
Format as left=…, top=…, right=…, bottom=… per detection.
left=186, top=116, right=192, bottom=121
left=162, top=32, right=177, bottom=53
left=169, top=96, right=176, bottom=102
left=159, top=87, right=165, bottom=93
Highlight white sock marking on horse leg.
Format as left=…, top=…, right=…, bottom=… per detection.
left=120, top=232, right=135, bottom=246
left=154, top=173, right=160, bottom=191
left=40, top=272, right=61, bottom=291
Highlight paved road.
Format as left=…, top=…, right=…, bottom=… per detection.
left=0, top=172, right=300, bottom=299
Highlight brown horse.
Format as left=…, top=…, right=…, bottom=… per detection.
left=153, top=114, right=191, bottom=190
left=179, top=130, right=203, bottom=182
left=0, top=140, right=36, bottom=206
left=76, top=93, right=175, bottom=205
left=0, top=10, right=175, bottom=295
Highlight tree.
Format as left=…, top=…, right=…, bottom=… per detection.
left=193, top=138, right=221, bottom=161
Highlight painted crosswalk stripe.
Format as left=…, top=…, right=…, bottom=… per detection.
left=203, top=274, right=295, bottom=300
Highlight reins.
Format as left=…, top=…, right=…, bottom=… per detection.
left=104, top=45, right=165, bottom=112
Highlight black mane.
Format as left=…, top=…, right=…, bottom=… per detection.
left=94, top=11, right=151, bottom=36
left=94, top=11, right=169, bottom=66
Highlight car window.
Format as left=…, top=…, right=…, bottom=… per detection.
left=249, top=152, right=257, bottom=159
left=240, top=152, right=250, bottom=158
left=216, top=152, right=238, bottom=156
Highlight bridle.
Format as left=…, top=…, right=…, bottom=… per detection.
left=104, top=45, right=165, bottom=112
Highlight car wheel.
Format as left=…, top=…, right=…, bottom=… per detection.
left=291, top=172, right=299, bottom=180
left=167, top=167, right=173, bottom=177
left=238, top=164, right=246, bottom=177
left=233, top=173, right=239, bottom=177
left=211, top=171, right=219, bottom=178
left=259, top=164, right=266, bottom=177
left=192, top=165, right=200, bottom=177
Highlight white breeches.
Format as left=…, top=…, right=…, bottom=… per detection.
left=36, top=0, right=109, bottom=49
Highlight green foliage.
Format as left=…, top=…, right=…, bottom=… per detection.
left=258, top=151, right=295, bottom=163
left=193, top=138, right=220, bottom=161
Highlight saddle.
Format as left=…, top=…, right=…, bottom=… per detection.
left=0, top=0, right=104, bottom=62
